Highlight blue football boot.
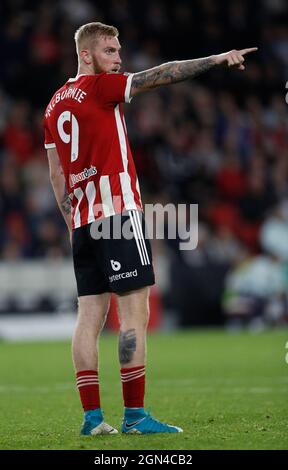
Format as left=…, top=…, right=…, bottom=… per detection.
left=81, top=409, right=118, bottom=435
left=121, top=408, right=183, bottom=434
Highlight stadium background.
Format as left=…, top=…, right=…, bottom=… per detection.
left=0, top=0, right=288, bottom=335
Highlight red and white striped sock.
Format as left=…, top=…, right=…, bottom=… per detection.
left=76, top=370, right=100, bottom=412
left=120, top=365, right=145, bottom=408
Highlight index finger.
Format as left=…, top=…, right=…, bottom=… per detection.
left=239, top=47, right=258, bottom=55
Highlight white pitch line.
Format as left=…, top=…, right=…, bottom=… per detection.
left=0, top=383, right=74, bottom=394
left=0, top=383, right=287, bottom=394
left=157, top=377, right=288, bottom=385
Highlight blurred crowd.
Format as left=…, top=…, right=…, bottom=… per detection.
left=0, top=0, right=288, bottom=326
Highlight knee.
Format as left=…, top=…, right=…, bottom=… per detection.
left=77, top=303, right=109, bottom=332
left=119, top=308, right=149, bottom=330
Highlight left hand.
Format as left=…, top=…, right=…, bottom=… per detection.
left=213, top=47, right=258, bottom=70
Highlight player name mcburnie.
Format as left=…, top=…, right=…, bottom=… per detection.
left=45, top=87, right=87, bottom=118
left=94, top=455, right=129, bottom=467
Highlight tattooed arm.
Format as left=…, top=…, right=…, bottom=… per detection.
left=47, top=147, right=72, bottom=234
left=130, top=47, right=258, bottom=97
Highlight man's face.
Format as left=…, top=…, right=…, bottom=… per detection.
left=90, top=36, right=122, bottom=73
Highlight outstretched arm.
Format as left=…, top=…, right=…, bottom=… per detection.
left=47, top=147, right=72, bottom=236
left=130, top=48, right=258, bottom=97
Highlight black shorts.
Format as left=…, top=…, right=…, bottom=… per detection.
left=72, top=210, right=155, bottom=296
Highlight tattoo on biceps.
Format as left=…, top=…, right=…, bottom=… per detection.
left=132, top=69, right=164, bottom=90
left=61, top=184, right=71, bottom=215
left=119, top=329, right=137, bottom=365
left=132, top=58, right=215, bottom=91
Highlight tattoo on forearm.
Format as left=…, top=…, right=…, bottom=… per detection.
left=132, top=57, right=215, bottom=92
left=61, top=185, right=71, bottom=215
left=119, top=329, right=137, bottom=365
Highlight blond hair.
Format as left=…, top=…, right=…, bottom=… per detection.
left=74, top=22, right=119, bottom=55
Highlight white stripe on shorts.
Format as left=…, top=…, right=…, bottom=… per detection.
left=129, top=211, right=145, bottom=265
left=134, top=210, right=150, bottom=265
left=131, top=210, right=148, bottom=265
left=129, top=211, right=150, bottom=266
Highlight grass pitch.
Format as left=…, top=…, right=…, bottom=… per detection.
left=0, top=329, right=287, bottom=450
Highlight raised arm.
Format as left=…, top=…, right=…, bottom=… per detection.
left=130, top=47, right=258, bottom=97
left=47, top=147, right=72, bottom=236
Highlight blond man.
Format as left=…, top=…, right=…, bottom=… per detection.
left=44, top=22, right=257, bottom=435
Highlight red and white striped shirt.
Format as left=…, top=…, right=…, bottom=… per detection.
left=44, top=73, right=142, bottom=229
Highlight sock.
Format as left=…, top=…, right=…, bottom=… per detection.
left=120, top=365, right=145, bottom=408
left=76, top=369, right=100, bottom=412
left=124, top=407, right=146, bottom=420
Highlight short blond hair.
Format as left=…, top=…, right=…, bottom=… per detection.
left=74, top=22, right=119, bottom=55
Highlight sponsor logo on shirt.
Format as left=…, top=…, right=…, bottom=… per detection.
left=70, top=166, right=97, bottom=187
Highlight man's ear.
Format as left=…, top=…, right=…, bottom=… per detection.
left=80, top=49, right=91, bottom=65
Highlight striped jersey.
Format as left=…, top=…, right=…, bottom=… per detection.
left=44, top=72, right=142, bottom=229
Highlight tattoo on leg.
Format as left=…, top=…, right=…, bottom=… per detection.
left=119, top=329, right=137, bottom=365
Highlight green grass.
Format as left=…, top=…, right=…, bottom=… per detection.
left=0, top=329, right=287, bottom=450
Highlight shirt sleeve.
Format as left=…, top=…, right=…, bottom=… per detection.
left=44, top=119, right=56, bottom=149
left=96, top=72, right=134, bottom=106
